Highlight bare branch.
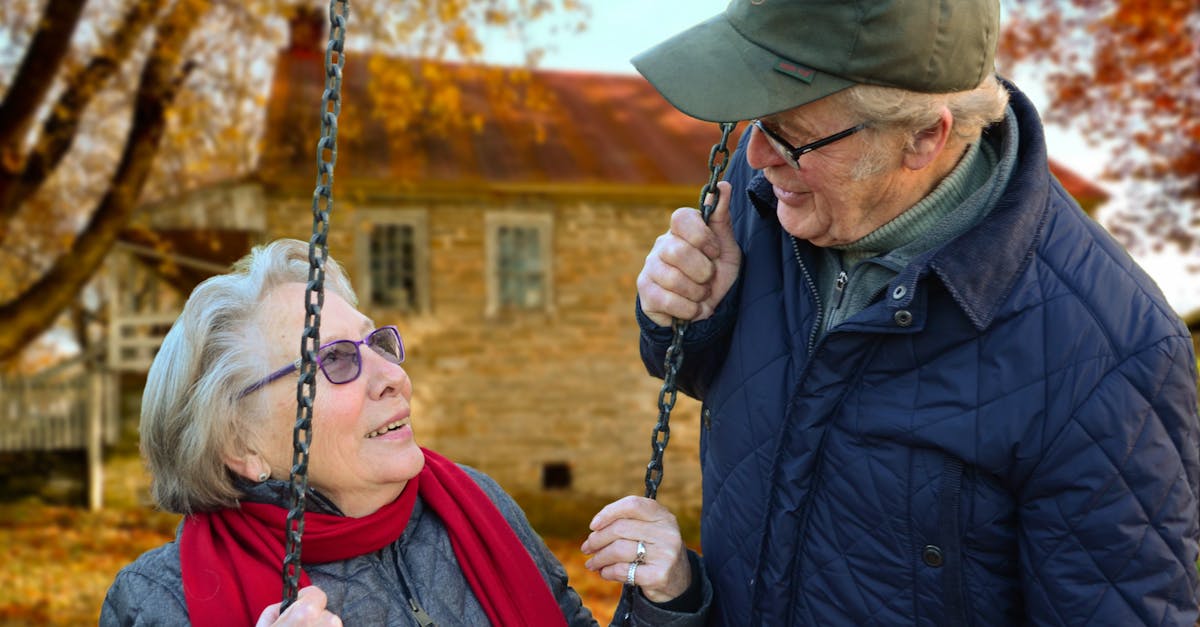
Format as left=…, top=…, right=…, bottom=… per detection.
left=0, top=0, right=167, bottom=224
left=0, top=0, right=207, bottom=361
left=0, top=0, right=86, bottom=152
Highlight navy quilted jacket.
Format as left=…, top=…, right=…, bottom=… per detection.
left=638, top=83, right=1200, bottom=626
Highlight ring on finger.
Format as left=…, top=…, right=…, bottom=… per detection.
left=634, top=540, right=646, bottom=564
left=626, top=560, right=639, bottom=587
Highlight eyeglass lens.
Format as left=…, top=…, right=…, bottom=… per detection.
left=763, top=133, right=797, bottom=168
left=753, top=121, right=797, bottom=168
left=316, top=327, right=404, bottom=384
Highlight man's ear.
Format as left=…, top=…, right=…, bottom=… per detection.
left=903, top=107, right=954, bottom=171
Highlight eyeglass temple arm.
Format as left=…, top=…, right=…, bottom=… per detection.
left=238, top=360, right=302, bottom=399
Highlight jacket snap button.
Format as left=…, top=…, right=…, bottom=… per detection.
left=894, top=310, right=913, bottom=327
left=892, top=285, right=907, bottom=300
left=922, top=545, right=944, bottom=567
left=702, top=407, right=712, bottom=430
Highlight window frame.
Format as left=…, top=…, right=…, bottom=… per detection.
left=484, top=211, right=555, bottom=317
left=355, top=208, right=430, bottom=314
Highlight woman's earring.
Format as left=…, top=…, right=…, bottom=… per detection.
left=257, top=471, right=270, bottom=482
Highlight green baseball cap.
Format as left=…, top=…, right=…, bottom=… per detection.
left=632, top=0, right=1000, bottom=122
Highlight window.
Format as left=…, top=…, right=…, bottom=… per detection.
left=356, top=210, right=429, bottom=313
left=542, top=462, right=572, bottom=490
left=485, top=212, right=553, bottom=315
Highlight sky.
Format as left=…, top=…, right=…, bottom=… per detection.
left=481, top=0, right=1200, bottom=316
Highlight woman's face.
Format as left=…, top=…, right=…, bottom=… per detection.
left=251, top=282, right=424, bottom=517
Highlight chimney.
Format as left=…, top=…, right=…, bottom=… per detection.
left=287, top=7, right=326, bottom=58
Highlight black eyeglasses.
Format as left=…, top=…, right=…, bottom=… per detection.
left=239, top=326, right=405, bottom=398
left=752, top=119, right=867, bottom=169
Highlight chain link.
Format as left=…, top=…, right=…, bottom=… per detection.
left=642, top=121, right=734, bottom=500
left=622, top=121, right=734, bottom=624
left=282, top=0, right=349, bottom=612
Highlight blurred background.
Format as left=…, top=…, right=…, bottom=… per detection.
left=0, top=0, right=1196, bottom=623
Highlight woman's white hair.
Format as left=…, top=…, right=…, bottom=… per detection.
left=831, top=74, right=1010, bottom=179
left=140, top=239, right=357, bottom=514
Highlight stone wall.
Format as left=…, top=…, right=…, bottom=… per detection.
left=263, top=192, right=704, bottom=514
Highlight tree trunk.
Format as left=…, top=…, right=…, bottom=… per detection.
left=0, top=0, right=86, bottom=149
left=0, top=0, right=207, bottom=362
left=0, top=0, right=165, bottom=227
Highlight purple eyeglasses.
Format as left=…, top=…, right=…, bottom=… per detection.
left=238, top=326, right=405, bottom=399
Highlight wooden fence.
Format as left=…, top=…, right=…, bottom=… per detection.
left=0, top=361, right=113, bottom=509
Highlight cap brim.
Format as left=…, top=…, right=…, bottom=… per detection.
left=631, top=13, right=856, bottom=122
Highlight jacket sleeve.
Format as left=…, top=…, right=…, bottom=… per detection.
left=636, top=130, right=754, bottom=401
left=609, top=551, right=713, bottom=627
left=99, top=555, right=191, bottom=626
left=636, top=286, right=740, bottom=402
left=1017, top=336, right=1200, bottom=625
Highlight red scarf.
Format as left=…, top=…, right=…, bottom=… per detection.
left=180, top=448, right=566, bottom=626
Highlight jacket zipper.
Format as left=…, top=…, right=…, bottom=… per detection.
left=790, top=236, right=824, bottom=355
left=408, top=597, right=435, bottom=627
left=383, top=549, right=437, bottom=626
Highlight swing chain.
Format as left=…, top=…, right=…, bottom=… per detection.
left=621, top=121, right=735, bottom=625
left=642, top=121, right=735, bottom=501
left=282, top=0, right=349, bottom=612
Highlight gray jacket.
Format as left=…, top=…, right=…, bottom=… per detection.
left=100, top=465, right=710, bottom=626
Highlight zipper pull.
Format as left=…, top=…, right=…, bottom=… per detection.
left=834, top=270, right=848, bottom=308
left=408, top=597, right=436, bottom=627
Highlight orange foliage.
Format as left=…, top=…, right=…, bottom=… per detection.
left=999, top=0, right=1199, bottom=251
left=0, top=0, right=590, bottom=365
left=0, top=455, right=624, bottom=625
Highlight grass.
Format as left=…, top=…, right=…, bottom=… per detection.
left=0, top=454, right=671, bottom=625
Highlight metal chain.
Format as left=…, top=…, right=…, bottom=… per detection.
left=642, top=121, right=735, bottom=500
left=282, top=0, right=349, bottom=612
left=620, top=121, right=735, bottom=625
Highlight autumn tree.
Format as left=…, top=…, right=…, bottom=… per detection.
left=0, top=0, right=586, bottom=366
left=998, top=0, right=1199, bottom=255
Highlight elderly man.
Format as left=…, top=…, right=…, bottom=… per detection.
left=632, top=0, right=1200, bottom=624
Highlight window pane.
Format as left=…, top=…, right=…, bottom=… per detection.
left=497, top=225, right=544, bottom=308
left=369, top=223, right=417, bottom=310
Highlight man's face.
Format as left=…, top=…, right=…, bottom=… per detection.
left=746, top=97, right=907, bottom=247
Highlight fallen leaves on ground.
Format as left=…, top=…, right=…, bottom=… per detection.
left=0, top=455, right=623, bottom=625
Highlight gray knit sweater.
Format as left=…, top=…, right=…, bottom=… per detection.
left=100, top=465, right=710, bottom=626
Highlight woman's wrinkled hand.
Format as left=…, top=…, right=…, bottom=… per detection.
left=580, top=495, right=692, bottom=603
left=256, top=586, right=343, bottom=627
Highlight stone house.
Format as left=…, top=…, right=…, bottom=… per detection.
left=108, top=14, right=1112, bottom=517
left=116, top=18, right=731, bottom=514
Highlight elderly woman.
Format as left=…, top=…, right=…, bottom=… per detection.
left=100, top=239, right=709, bottom=626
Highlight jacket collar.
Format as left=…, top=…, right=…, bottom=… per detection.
left=235, top=475, right=344, bottom=515
left=746, top=79, right=1052, bottom=331
left=925, top=81, right=1050, bottom=330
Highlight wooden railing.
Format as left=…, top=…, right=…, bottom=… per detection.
left=0, top=373, right=91, bottom=451
left=0, top=362, right=112, bottom=509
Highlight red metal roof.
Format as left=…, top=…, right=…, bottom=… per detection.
left=259, top=51, right=739, bottom=193
left=258, top=44, right=1107, bottom=207
left=1047, top=157, right=1109, bottom=204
